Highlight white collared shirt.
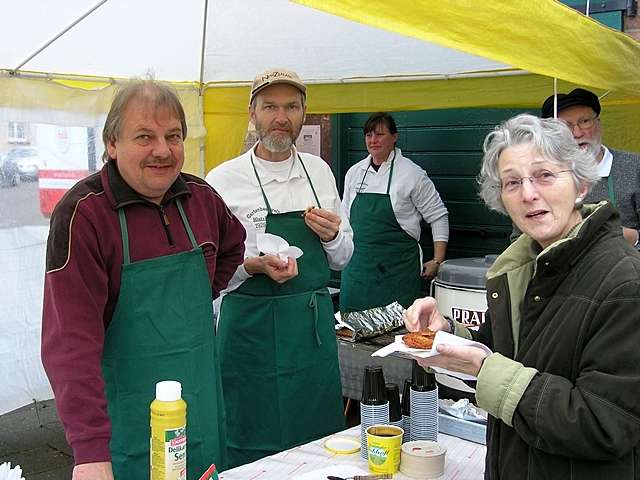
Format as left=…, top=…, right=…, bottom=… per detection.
left=597, top=146, right=613, bottom=177
left=342, top=148, right=449, bottom=242
left=206, top=144, right=354, bottom=293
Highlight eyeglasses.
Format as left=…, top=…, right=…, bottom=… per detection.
left=498, top=169, right=572, bottom=194
left=562, top=115, right=598, bottom=131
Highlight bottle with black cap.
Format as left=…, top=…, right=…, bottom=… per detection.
left=409, top=359, right=438, bottom=441
left=360, top=365, right=389, bottom=459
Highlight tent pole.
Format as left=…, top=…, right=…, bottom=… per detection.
left=198, top=0, right=210, bottom=177
left=553, top=77, right=558, bottom=118
left=199, top=0, right=210, bottom=93
left=12, top=0, right=108, bottom=73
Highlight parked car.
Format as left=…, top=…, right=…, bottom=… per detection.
left=6, top=147, right=43, bottom=181
left=0, top=153, right=21, bottom=187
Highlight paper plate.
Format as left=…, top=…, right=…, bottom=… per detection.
left=323, top=435, right=360, bottom=454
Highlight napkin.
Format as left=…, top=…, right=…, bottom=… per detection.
left=0, top=463, right=24, bottom=480
left=371, top=330, right=493, bottom=381
left=256, top=233, right=303, bottom=261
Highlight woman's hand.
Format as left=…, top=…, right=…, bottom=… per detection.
left=421, top=260, right=440, bottom=279
left=417, top=344, right=488, bottom=378
left=403, top=296, right=449, bottom=332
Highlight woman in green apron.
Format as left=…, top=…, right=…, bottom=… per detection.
left=217, top=153, right=344, bottom=468
left=102, top=200, right=226, bottom=479
left=340, top=112, right=448, bottom=313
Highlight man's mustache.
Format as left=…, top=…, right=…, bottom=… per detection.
left=141, top=158, right=175, bottom=167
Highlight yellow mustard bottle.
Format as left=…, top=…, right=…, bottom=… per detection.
left=150, top=380, right=187, bottom=480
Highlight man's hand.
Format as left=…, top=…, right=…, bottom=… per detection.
left=304, top=207, right=341, bottom=242
left=73, top=462, right=113, bottom=480
left=622, top=226, right=639, bottom=246
left=244, top=254, right=298, bottom=283
left=416, top=344, right=488, bottom=378
left=403, top=296, right=448, bottom=333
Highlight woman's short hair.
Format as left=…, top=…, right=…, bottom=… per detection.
left=102, top=80, right=187, bottom=162
left=363, top=112, right=398, bottom=136
left=478, top=113, right=600, bottom=214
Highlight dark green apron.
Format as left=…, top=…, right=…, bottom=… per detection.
left=218, top=153, right=344, bottom=468
left=340, top=152, right=422, bottom=312
left=607, top=173, right=617, bottom=208
left=102, top=199, right=225, bottom=479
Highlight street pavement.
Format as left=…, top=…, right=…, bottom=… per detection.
left=0, top=400, right=73, bottom=479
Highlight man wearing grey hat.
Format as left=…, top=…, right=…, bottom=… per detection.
left=540, top=88, right=640, bottom=248
left=206, top=69, right=353, bottom=467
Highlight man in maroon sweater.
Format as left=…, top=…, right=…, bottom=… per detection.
left=41, top=80, right=246, bottom=480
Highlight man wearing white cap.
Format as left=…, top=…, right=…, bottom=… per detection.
left=206, top=68, right=353, bottom=467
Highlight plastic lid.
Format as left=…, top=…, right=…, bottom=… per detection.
left=323, top=435, right=361, bottom=454
left=156, top=381, right=182, bottom=401
left=401, top=440, right=447, bottom=457
left=434, top=255, right=498, bottom=289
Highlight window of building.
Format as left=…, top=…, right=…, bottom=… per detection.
left=8, top=121, right=29, bottom=144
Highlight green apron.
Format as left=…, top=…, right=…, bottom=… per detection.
left=607, top=174, right=617, bottom=208
left=218, top=153, right=344, bottom=468
left=340, top=152, right=422, bottom=312
left=102, top=199, right=225, bottom=479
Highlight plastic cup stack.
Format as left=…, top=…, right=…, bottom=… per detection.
left=409, top=360, right=439, bottom=442
left=386, top=383, right=403, bottom=430
left=401, top=378, right=411, bottom=444
left=360, top=365, right=389, bottom=459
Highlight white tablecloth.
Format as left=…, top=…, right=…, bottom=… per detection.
left=219, top=425, right=486, bottom=479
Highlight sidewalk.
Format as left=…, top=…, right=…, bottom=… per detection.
left=0, top=400, right=72, bottom=479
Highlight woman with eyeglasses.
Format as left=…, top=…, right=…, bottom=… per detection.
left=404, top=114, right=640, bottom=479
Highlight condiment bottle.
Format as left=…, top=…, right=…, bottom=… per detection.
left=151, top=380, right=187, bottom=480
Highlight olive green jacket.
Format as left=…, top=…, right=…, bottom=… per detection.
left=468, top=202, right=640, bottom=479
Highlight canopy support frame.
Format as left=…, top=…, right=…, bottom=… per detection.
left=12, top=0, right=109, bottom=74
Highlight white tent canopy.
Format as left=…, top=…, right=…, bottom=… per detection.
left=1, top=0, right=510, bottom=83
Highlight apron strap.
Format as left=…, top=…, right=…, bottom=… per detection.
left=175, top=198, right=199, bottom=249
left=358, top=149, right=397, bottom=194
left=118, top=208, right=131, bottom=265
left=250, top=148, right=323, bottom=212
left=307, top=288, right=329, bottom=346
left=607, top=174, right=617, bottom=208
left=117, top=198, right=198, bottom=267
left=250, top=152, right=273, bottom=214
left=297, top=154, right=322, bottom=209
left=358, top=164, right=371, bottom=193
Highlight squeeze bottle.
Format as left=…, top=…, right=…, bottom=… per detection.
left=151, top=380, right=187, bottom=480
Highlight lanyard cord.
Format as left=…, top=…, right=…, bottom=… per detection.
left=250, top=149, right=322, bottom=213
left=357, top=149, right=397, bottom=194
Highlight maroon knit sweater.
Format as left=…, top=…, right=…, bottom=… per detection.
left=41, top=161, right=246, bottom=465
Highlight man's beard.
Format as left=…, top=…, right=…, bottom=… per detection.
left=579, top=138, right=603, bottom=162
left=257, top=123, right=301, bottom=153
